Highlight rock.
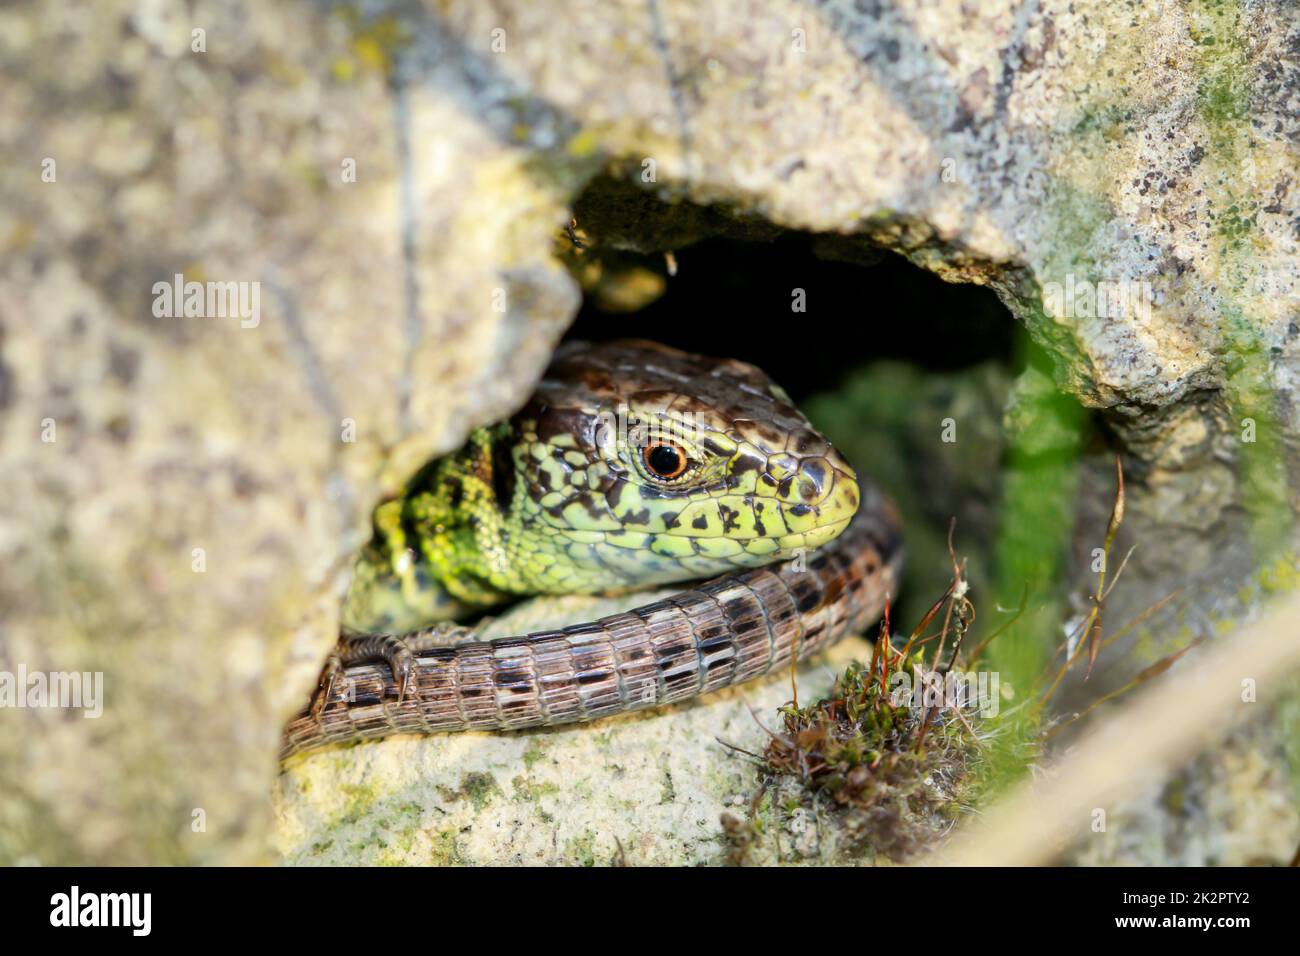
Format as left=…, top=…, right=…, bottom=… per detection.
left=2, top=0, right=1295, bottom=864
left=1071, top=717, right=1300, bottom=867
left=0, top=0, right=578, bottom=864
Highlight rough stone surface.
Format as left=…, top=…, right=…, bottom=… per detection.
left=1071, top=714, right=1300, bottom=867
left=0, top=0, right=579, bottom=864
left=2, top=0, right=1296, bottom=864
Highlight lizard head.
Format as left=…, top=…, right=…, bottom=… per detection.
left=506, top=340, right=861, bottom=591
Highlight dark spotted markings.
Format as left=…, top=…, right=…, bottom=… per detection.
left=718, top=503, right=740, bottom=534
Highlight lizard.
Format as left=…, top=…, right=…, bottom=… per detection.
left=282, top=339, right=902, bottom=757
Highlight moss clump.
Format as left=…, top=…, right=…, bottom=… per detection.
left=459, top=772, right=501, bottom=811
left=741, top=650, right=987, bottom=863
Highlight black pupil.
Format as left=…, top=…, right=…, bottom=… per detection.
left=646, top=444, right=683, bottom=477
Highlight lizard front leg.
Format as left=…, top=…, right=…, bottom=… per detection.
left=310, top=624, right=477, bottom=716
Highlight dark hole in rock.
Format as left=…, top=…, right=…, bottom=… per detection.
left=566, top=231, right=1016, bottom=400
left=560, top=220, right=1111, bottom=649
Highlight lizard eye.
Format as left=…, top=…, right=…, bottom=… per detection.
left=642, top=440, right=688, bottom=480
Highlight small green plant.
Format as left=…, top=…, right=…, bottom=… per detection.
left=726, top=527, right=997, bottom=863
